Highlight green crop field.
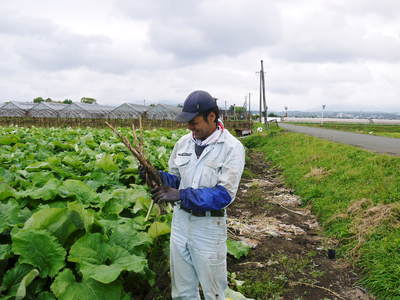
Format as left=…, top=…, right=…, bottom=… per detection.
left=0, top=126, right=249, bottom=300
left=0, top=126, right=186, bottom=299
left=243, top=130, right=400, bottom=300
left=289, top=122, right=400, bottom=138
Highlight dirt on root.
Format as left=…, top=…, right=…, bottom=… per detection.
left=226, top=151, right=375, bottom=300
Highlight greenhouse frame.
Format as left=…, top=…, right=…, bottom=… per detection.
left=0, top=102, right=35, bottom=117
left=0, top=101, right=184, bottom=121
left=109, top=103, right=148, bottom=119
left=27, top=102, right=68, bottom=118
left=147, top=104, right=182, bottom=120
left=58, top=103, right=115, bottom=119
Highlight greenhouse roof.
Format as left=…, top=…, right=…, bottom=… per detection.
left=125, top=103, right=148, bottom=113
left=4, top=101, right=35, bottom=110
left=73, top=103, right=115, bottom=112
left=31, top=102, right=68, bottom=111
left=147, top=104, right=182, bottom=120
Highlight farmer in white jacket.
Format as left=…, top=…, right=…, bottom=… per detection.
left=151, top=90, right=245, bottom=300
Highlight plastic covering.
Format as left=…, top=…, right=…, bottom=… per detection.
left=109, top=103, right=148, bottom=119
left=0, top=101, right=182, bottom=120
left=147, top=104, right=182, bottom=120
left=0, top=102, right=35, bottom=117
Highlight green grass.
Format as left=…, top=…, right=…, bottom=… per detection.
left=243, top=130, right=400, bottom=299
left=290, top=122, right=400, bottom=138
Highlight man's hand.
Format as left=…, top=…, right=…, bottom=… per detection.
left=151, top=186, right=180, bottom=204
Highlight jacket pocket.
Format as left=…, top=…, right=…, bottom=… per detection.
left=174, top=157, right=191, bottom=178
left=200, top=161, right=223, bottom=188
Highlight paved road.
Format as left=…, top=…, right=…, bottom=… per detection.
left=280, top=123, right=400, bottom=156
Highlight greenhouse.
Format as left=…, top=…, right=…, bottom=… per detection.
left=27, top=102, right=68, bottom=118
left=147, top=104, right=181, bottom=120
left=0, top=101, right=35, bottom=117
left=109, top=103, right=148, bottom=119
left=58, top=103, right=115, bottom=119
left=0, top=101, right=185, bottom=121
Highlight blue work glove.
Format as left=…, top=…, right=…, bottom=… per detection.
left=151, top=186, right=180, bottom=204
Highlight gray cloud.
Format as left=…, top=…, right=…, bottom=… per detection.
left=268, top=9, right=400, bottom=63
left=117, top=0, right=281, bottom=61
left=329, top=0, right=400, bottom=18
left=0, top=9, right=174, bottom=74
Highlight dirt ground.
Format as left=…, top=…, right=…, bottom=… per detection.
left=226, top=151, right=376, bottom=300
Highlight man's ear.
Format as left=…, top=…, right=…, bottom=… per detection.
left=208, top=112, right=216, bottom=124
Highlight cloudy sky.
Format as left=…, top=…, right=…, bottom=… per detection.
left=1, top=0, right=399, bottom=112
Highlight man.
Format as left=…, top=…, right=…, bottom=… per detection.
left=152, top=90, right=245, bottom=300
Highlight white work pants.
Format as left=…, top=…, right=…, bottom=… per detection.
left=170, top=207, right=227, bottom=300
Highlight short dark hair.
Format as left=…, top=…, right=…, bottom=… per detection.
left=201, top=106, right=220, bottom=124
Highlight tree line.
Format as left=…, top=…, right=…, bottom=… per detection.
left=33, top=97, right=97, bottom=104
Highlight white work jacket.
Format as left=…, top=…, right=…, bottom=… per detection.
left=168, top=129, right=245, bottom=204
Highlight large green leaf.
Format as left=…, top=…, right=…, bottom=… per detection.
left=0, top=200, right=20, bottom=234
left=62, top=155, right=85, bottom=169
left=18, top=178, right=60, bottom=201
left=0, top=264, right=33, bottom=295
left=68, top=233, right=147, bottom=283
left=0, top=136, right=18, bottom=145
left=0, top=183, right=15, bottom=201
left=109, top=222, right=152, bottom=255
left=25, top=162, right=51, bottom=172
left=28, top=171, right=55, bottom=187
left=12, top=229, right=66, bottom=277
left=58, top=179, right=99, bottom=204
left=0, top=244, right=12, bottom=260
left=15, top=269, right=40, bottom=300
left=102, top=187, right=150, bottom=216
left=67, top=202, right=95, bottom=232
left=148, top=221, right=171, bottom=239
left=95, top=154, right=118, bottom=172
left=227, top=239, right=251, bottom=259
left=23, top=207, right=84, bottom=244
left=51, top=269, right=128, bottom=300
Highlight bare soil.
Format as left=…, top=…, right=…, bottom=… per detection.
left=226, top=151, right=375, bottom=300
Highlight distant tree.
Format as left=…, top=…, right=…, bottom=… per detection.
left=149, top=104, right=155, bottom=107
left=63, top=99, right=73, bottom=104
left=268, top=112, right=278, bottom=117
left=234, top=106, right=245, bottom=113
left=33, top=97, right=44, bottom=103
left=80, top=97, right=96, bottom=104
left=177, top=104, right=183, bottom=108
left=45, top=98, right=52, bottom=102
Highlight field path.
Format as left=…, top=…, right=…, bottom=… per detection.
left=227, top=151, right=375, bottom=300
left=280, top=123, right=400, bottom=156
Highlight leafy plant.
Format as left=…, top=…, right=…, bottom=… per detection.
left=0, top=126, right=185, bottom=298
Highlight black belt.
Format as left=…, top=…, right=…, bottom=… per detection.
left=180, top=205, right=225, bottom=217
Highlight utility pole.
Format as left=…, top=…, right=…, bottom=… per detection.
left=259, top=72, right=262, bottom=123
left=248, top=92, right=251, bottom=121
left=260, top=60, right=268, bottom=126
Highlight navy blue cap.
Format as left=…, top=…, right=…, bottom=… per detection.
left=176, top=90, right=218, bottom=122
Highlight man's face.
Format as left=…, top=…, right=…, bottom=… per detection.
left=187, top=112, right=217, bottom=140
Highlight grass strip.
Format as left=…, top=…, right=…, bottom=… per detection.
left=243, top=130, right=400, bottom=299
left=289, top=122, right=400, bottom=138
